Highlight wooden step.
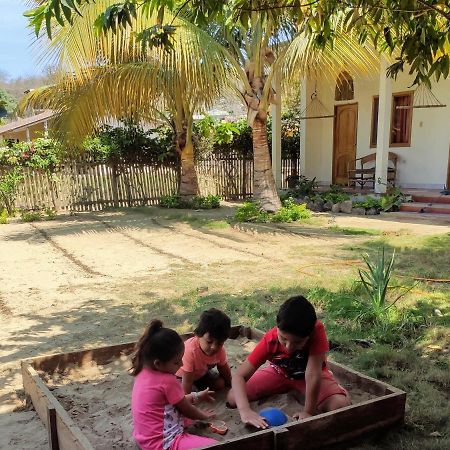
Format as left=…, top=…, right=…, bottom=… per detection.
left=411, top=195, right=450, bottom=205
left=400, top=202, right=450, bottom=214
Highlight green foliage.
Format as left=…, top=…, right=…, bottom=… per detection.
left=271, top=199, right=311, bottom=222
left=357, top=247, right=414, bottom=323
left=191, top=194, right=221, bottom=209
left=358, top=247, right=396, bottom=320
left=0, top=88, right=17, bottom=118
left=353, top=196, right=382, bottom=211
left=286, top=176, right=318, bottom=197
left=0, top=208, right=8, bottom=224
left=20, top=209, right=43, bottom=222
left=235, top=199, right=311, bottom=223
left=234, top=201, right=270, bottom=223
left=0, top=138, right=62, bottom=172
left=159, top=194, right=221, bottom=209
left=380, top=187, right=410, bottom=212
left=0, top=167, right=24, bottom=215
left=83, top=120, right=176, bottom=164
left=44, top=207, right=57, bottom=220
left=320, top=191, right=351, bottom=204
left=159, top=194, right=182, bottom=208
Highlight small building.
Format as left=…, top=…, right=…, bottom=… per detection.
left=297, top=61, right=450, bottom=191
left=0, top=110, right=55, bottom=143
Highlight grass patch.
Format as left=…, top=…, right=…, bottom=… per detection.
left=328, top=225, right=381, bottom=235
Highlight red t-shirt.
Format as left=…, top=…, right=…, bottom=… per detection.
left=247, top=321, right=329, bottom=380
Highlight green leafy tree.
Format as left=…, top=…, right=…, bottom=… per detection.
left=22, top=1, right=237, bottom=199
left=25, top=1, right=450, bottom=85
left=0, top=88, right=17, bottom=118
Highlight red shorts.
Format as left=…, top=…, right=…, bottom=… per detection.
left=246, top=365, right=348, bottom=406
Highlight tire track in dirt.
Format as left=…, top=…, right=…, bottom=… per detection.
left=30, top=224, right=105, bottom=277
left=233, top=222, right=331, bottom=240
left=91, top=218, right=193, bottom=265
left=150, top=218, right=279, bottom=262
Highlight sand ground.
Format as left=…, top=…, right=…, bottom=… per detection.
left=1, top=205, right=449, bottom=449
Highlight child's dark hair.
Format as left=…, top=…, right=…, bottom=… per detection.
left=131, top=320, right=184, bottom=376
left=194, top=308, right=231, bottom=342
left=276, top=296, right=317, bottom=337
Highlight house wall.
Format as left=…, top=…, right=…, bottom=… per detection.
left=302, top=67, right=450, bottom=189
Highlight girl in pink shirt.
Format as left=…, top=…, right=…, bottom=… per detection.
left=131, top=320, right=217, bottom=450
left=176, top=309, right=232, bottom=395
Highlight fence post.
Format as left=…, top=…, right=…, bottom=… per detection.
left=111, top=163, right=119, bottom=207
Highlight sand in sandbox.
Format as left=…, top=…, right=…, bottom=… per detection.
left=40, top=338, right=376, bottom=449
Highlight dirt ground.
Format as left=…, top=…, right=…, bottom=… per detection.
left=1, top=204, right=449, bottom=449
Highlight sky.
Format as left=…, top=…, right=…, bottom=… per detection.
left=0, top=1, right=43, bottom=79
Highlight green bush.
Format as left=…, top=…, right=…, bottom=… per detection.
left=286, top=176, right=318, bottom=197
left=271, top=199, right=311, bottom=222
left=191, top=195, right=221, bottom=209
left=159, top=194, right=182, bottom=208
left=353, top=196, right=382, bottom=210
left=320, top=191, right=351, bottom=204
left=44, top=208, right=57, bottom=220
left=20, top=210, right=43, bottom=222
left=234, top=201, right=270, bottom=223
left=160, top=194, right=221, bottom=209
left=0, top=167, right=23, bottom=215
left=0, top=208, right=8, bottom=224
left=235, top=199, right=311, bottom=223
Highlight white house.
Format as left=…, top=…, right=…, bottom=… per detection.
left=272, top=59, right=450, bottom=192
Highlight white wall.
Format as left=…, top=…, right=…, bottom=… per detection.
left=303, top=66, right=450, bottom=189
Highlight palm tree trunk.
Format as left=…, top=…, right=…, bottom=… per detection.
left=178, top=136, right=199, bottom=199
left=252, top=114, right=282, bottom=212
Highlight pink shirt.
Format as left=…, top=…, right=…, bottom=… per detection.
left=176, top=336, right=227, bottom=380
left=132, top=368, right=185, bottom=450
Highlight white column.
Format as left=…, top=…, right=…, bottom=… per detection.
left=25, top=127, right=31, bottom=142
left=44, top=120, right=48, bottom=137
left=271, top=73, right=282, bottom=189
left=375, top=57, right=392, bottom=194
left=299, top=77, right=307, bottom=176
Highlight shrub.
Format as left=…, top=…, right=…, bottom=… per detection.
left=44, top=208, right=57, bottom=220
left=0, top=167, right=23, bottom=215
left=235, top=199, right=311, bottom=223
left=271, top=199, right=311, bottom=222
left=234, top=201, right=270, bottom=223
left=353, top=196, right=382, bottom=211
left=286, top=176, right=318, bottom=197
left=191, top=195, right=221, bottom=209
left=159, top=194, right=221, bottom=209
left=320, top=191, right=351, bottom=204
left=380, top=187, right=410, bottom=212
left=0, top=208, right=8, bottom=224
left=21, top=210, right=43, bottom=222
left=159, top=194, right=182, bottom=208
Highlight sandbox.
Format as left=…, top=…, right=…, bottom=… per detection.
left=21, top=326, right=406, bottom=450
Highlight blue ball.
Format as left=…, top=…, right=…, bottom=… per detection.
left=259, top=407, right=288, bottom=427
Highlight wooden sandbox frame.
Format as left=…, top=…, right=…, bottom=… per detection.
left=22, top=326, right=406, bottom=450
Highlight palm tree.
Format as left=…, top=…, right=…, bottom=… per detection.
left=207, top=13, right=380, bottom=211
left=23, top=0, right=237, bottom=198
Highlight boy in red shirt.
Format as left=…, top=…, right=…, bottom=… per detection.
left=228, top=296, right=350, bottom=428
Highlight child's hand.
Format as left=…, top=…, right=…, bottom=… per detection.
left=294, top=411, right=312, bottom=420
left=199, top=387, right=215, bottom=403
left=240, top=408, right=268, bottom=429
left=200, top=409, right=216, bottom=420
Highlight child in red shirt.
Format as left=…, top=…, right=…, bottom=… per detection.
left=177, top=308, right=232, bottom=394
left=227, top=296, right=350, bottom=428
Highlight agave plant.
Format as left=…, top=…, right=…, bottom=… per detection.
left=358, top=247, right=396, bottom=319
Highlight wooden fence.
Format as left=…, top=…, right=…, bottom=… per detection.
left=12, top=154, right=300, bottom=212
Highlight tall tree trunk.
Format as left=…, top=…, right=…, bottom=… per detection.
left=178, top=137, right=199, bottom=199
left=252, top=114, right=282, bottom=212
